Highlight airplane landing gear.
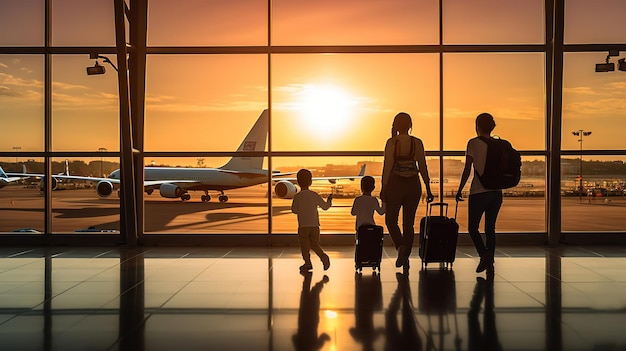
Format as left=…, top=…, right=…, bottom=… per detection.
left=181, top=193, right=191, bottom=201
left=146, top=188, right=153, bottom=195
left=201, top=192, right=211, bottom=202
left=218, top=191, right=229, bottom=203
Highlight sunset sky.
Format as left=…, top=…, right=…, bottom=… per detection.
left=1, top=0, right=625, bottom=167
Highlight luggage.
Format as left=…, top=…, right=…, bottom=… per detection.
left=419, top=202, right=459, bottom=269
left=355, top=224, right=384, bottom=272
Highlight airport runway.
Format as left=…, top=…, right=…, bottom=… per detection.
left=1, top=185, right=625, bottom=234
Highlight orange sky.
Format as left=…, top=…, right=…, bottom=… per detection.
left=1, top=1, right=625, bottom=163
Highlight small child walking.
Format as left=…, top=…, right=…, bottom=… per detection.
left=291, top=169, right=333, bottom=272
left=351, top=176, right=386, bottom=230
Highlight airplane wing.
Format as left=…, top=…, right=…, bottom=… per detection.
left=272, top=164, right=369, bottom=184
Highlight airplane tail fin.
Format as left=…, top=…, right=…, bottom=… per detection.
left=0, top=166, right=7, bottom=178
left=358, top=164, right=366, bottom=176
left=220, top=110, right=268, bottom=171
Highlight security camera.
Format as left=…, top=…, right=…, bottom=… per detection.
left=595, top=62, right=615, bottom=72
left=86, top=62, right=106, bottom=75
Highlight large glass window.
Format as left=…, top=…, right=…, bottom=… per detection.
left=272, top=54, right=440, bottom=152
left=0, top=1, right=44, bottom=46
left=5, top=1, right=626, bottom=240
left=564, top=0, right=626, bottom=44
left=147, top=0, right=268, bottom=46
left=271, top=156, right=384, bottom=234
left=443, top=0, right=545, bottom=44
left=561, top=156, right=626, bottom=232
left=51, top=157, right=120, bottom=234
left=0, top=157, right=45, bottom=234
left=145, top=55, right=268, bottom=152
left=443, top=53, right=546, bottom=151
left=52, top=55, right=119, bottom=152
left=562, top=53, right=626, bottom=150
left=51, top=0, right=115, bottom=47
left=0, top=55, right=44, bottom=152
left=143, top=157, right=269, bottom=234
left=272, top=0, right=439, bottom=45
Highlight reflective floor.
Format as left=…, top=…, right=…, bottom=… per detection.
left=1, top=245, right=626, bottom=351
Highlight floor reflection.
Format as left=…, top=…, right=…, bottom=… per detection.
left=467, top=276, right=501, bottom=351
left=350, top=272, right=384, bottom=351
left=293, top=272, right=330, bottom=351
left=1, top=246, right=626, bottom=350
left=386, top=272, right=422, bottom=351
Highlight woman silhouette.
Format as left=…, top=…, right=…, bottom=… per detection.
left=381, top=112, right=434, bottom=270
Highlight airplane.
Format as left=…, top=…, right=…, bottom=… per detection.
left=6, top=110, right=368, bottom=202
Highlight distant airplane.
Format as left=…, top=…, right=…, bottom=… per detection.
left=7, top=110, right=368, bottom=202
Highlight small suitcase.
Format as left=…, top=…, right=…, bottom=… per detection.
left=419, top=202, right=459, bottom=269
left=355, top=224, right=384, bottom=272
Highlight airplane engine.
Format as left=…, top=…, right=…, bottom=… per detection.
left=38, top=177, right=58, bottom=191
left=96, top=180, right=114, bottom=198
left=159, top=183, right=186, bottom=199
left=274, top=181, right=298, bottom=199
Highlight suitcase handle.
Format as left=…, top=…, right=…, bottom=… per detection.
left=426, top=201, right=458, bottom=220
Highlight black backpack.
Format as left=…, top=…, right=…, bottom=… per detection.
left=477, top=136, right=521, bottom=190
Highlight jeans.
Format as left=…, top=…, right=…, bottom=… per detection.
left=468, top=191, right=503, bottom=258
left=384, top=174, right=421, bottom=255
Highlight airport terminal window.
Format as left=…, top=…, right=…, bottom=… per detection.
left=51, top=0, right=115, bottom=47
left=143, top=157, right=269, bottom=234
left=147, top=0, right=268, bottom=46
left=51, top=157, right=120, bottom=234
left=444, top=156, right=546, bottom=233
left=5, top=0, right=626, bottom=240
left=0, top=55, right=44, bottom=152
left=51, top=55, right=120, bottom=152
left=443, top=53, right=546, bottom=151
left=0, top=157, right=45, bottom=234
left=0, top=0, right=44, bottom=46
left=442, top=0, right=545, bottom=45
left=271, top=156, right=383, bottom=235
left=562, top=53, right=626, bottom=150
left=271, top=53, right=440, bottom=152
left=271, top=0, right=439, bottom=46
left=144, top=55, right=268, bottom=152
left=564, top=0, right=626, bottom=44
left=561, top=156, right=626, bottom=232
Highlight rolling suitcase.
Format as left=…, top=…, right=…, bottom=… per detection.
left=355, top=224, right=384, bottom=272
left=419, top=202, right=459, bottom=269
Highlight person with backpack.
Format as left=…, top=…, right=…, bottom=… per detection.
left=456, top=113, right=507, bottom=275
left=381, top=112, right=434, bottom=270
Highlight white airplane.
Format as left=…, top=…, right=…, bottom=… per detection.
left=7, top=110, right=368, bottom=202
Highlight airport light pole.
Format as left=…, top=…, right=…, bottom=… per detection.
left=12, top=146, right=21, bottom=164
left=572, top=130, right=592, bottom=201
left=98, top=147, right=107, bottom=177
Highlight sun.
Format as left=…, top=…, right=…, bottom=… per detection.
left=295, top=84, right=358, bottom=138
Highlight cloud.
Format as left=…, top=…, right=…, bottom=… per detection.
left=563, top=98, right=626, bottom=117
left=563, top=86, right=599, bottom=95
left=53, top=81, right=88, bottom=90
left=0, top=63, right=7, bottom=69
left=0, top=73, right=42, bottom=88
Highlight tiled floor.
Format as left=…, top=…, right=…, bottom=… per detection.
left=1, top=244, right=626, bottom=351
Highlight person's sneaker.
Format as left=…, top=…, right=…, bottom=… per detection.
left=299, top=263, right=312, bottom=272
left=321, top=255, right=331, bottom=270
left=396, top=246, right=407, bottom=268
